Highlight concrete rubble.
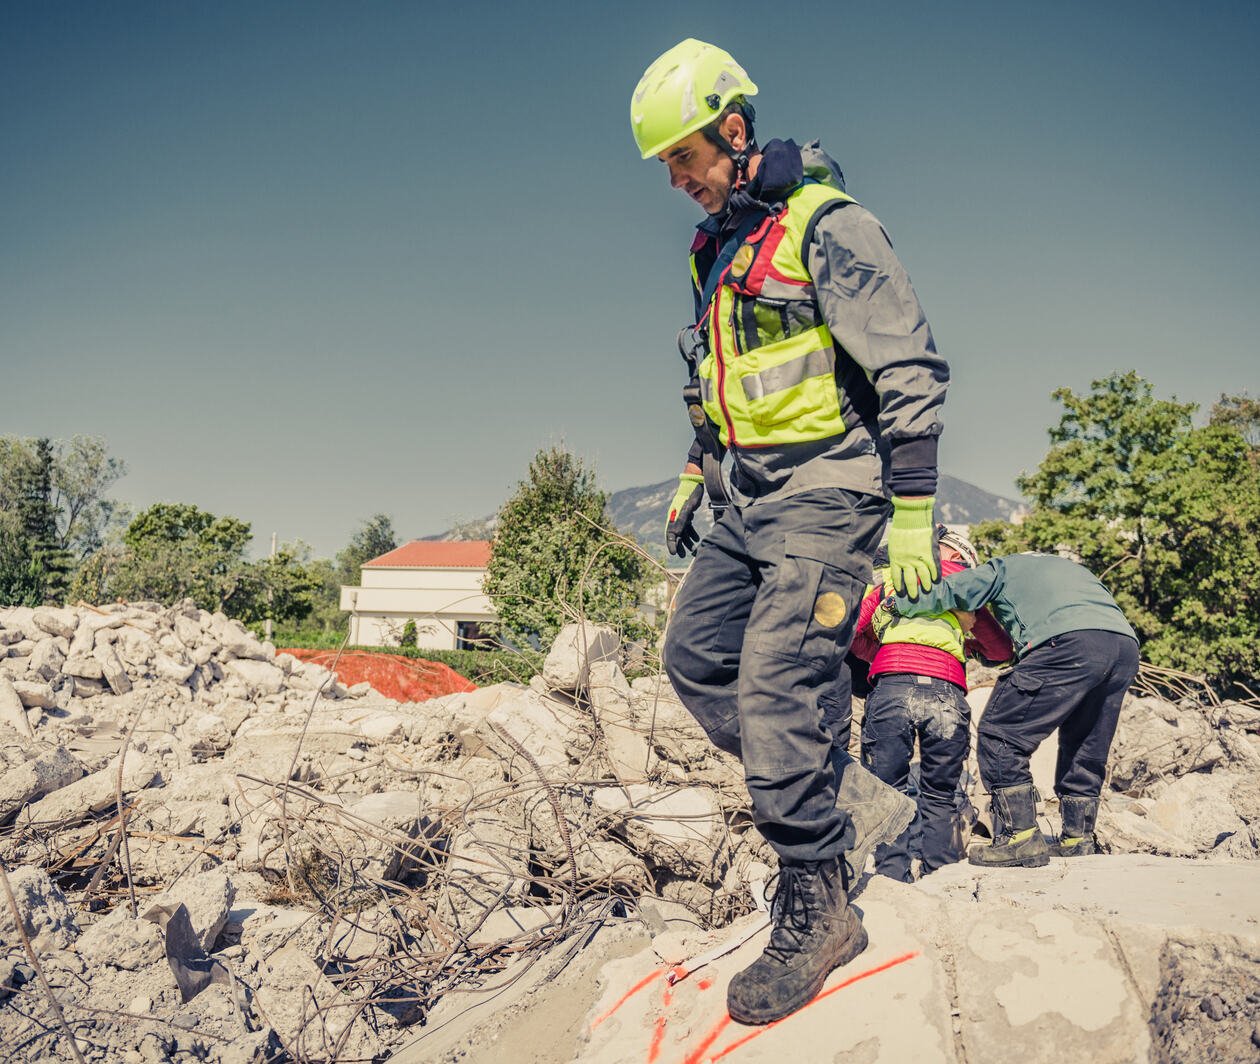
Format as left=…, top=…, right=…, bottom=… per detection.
left=0, top=606, right=1255, bottom=1062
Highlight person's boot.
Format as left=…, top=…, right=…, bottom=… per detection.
left=727, top=855, right=868, bottom=1025
left=1055, top=796, right=1100, bottom=856
left=832, top=750, right=917, bottom=880
left=968, top=783, right=1050, bottom=868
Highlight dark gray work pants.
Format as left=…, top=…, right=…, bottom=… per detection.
left=978, top=630, right=1140, bottom=797
left=663, top=488, right=888, bottom=864
left=861, top=674, right=971, bottom=881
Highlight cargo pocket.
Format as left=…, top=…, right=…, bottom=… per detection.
left=753, top=532, right=866, bottom=672
left=988, top=669, right=1045, bottom=729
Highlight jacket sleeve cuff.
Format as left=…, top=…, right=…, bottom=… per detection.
left=888, top=435, right=939, bottom=497
left=686, top=440, right=705, bottom=468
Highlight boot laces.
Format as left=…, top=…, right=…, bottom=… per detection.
left=763, top=863, right=835, bottom=964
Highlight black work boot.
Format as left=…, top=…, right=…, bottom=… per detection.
left=726, top=856, right=868, bottom=1025
left=1055, top=796, right=1100, bottom=856
left=969, top=783, right=1050, bottom=868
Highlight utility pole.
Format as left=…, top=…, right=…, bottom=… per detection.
left=264, top=531, right=276, bottom=642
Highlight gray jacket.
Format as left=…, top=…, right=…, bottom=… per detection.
left=895, top=553, right=1139, bottom=659
left=689, top=141, right=948, bottom=504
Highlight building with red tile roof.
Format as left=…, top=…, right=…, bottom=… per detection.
left=362, top=540, right=492, bottom=570
left=339, top=540, right=496, bottom=650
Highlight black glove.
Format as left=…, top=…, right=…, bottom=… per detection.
left=665, top=473, right=704, bottom=558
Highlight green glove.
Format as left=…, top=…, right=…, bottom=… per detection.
left=887, top=495, right=939, bottom=599
left=665, top=473, right=704, bottom=558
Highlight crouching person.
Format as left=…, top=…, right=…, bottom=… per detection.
left=886, top=551, right=1139, bottom=867
left=852, top=528, right=1014, bottom=881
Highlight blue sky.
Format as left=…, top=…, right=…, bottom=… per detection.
left=2, top=2, right=1257, bottom=556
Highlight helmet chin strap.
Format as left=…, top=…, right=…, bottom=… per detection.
left=702, top=125, right=755, bottom=187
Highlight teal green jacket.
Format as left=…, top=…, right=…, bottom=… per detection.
left=893, top=553, right=1138, bottom=660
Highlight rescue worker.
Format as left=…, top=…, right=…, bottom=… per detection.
left=633, top=39, right=949, bottom=1024
left=852, top=528, right=1014, bottom=882
left=886, top=552, right=1140, bottom=866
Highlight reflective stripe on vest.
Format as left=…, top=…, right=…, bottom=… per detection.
left=689, top=182, right=856, bottom=448
left=867, top=569, right=966, bottom=663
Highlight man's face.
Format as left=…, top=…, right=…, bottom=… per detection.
left=659, top=130, right=736, bottom=215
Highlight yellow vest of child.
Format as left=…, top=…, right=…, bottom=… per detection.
left=868, top=568, right=966, bottom=663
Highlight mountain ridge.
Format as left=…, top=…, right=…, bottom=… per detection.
left=433, top=474, right=1025, bottom=559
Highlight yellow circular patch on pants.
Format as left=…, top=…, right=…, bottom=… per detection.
left=813, top=592, right=847, bottom=628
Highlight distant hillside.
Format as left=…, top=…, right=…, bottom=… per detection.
left=437, top=474, right=1024, bottom=561
left=605, top=473, right=1023, bottom=562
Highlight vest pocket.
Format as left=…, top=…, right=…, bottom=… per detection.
left=736, top=334, right=843, bottom=434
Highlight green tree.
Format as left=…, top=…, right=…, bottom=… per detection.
left=0, top=435, right=126, bottom=605
left=1210, top=392, right=1260, bottom=447
left=52, top=436, right=127, bottom=558
left=0, top=520, right=44, bottom=606
left=335, top=513, right=398, bottom=586
left=971, top=374, right=1260, bottom=691
left=291, top=557, right=347, bottom=635
left=0, top=438, right=73, bottom=604
left=109, top=503, right=317, bottom=623
left=399, top=618, right=418, bottom=647
left=484, top=447, right=652, bottom=647
left=268, top=515, right=401, bottom=643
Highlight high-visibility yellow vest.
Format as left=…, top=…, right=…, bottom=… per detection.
left=690, top=182, right=856, bottom=448
left=867, top=567, right=966, bottom=663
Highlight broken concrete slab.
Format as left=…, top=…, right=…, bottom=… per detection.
left=32, top=608, right=78, bottom=640
left=20, top=749, right=157, bottom=828
left=76, top=905, right=167, bottom=970
left=11, top=679, right=56, bottom=710
left=0, top=733, right=83, bottom=821
left=956, top=904, right=1147, bottom=1062
left=93, top=643, right=133, bottom=695
left=28, top=638, right=65, bottom=682
left=593, top=784, right=725, bottom=877
left=0, top=675, right=31, bottom=736
left=475, top=687, right=578, bottom=775
left=395, top=923, right=652, bottom=1064
left=222, top=657, right=285, bottom=695
left=0, top=865, right=80, bottom=952
left=542, top=622, right=619, bottom=692
left=140, top=869, right=237, bottom=953
left=1109, top=696, right=1225, bottom=792
left=1145, top=771, right=1249, bottom=851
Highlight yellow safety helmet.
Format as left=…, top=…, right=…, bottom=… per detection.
left=630, top=38, right=758, bottom=160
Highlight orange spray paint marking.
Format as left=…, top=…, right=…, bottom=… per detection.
left=707, top=951, right=920, bottom=1062
left=646, top=983, right=675, bottom=1063
left=697, top=978, right=714, bottom=991
left=590, top=967, right=665, bottom=1029
left=682, top=1013, right=733, bottom=1064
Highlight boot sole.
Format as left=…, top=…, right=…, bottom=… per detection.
left=968, top=850, right=1050, bottom=868
left=1054, top=846, right=1096, bottom=858
left=726, top=923, right=870, bottom=1026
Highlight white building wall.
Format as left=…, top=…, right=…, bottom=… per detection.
left=341, top=566, right=496, bottom=649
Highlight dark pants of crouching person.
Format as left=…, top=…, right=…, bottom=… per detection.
left=977, top=630, right=1141, bottom=797
left=861, top=674, right=970, bottom=881
left=662, top=488, right=887, bottom=864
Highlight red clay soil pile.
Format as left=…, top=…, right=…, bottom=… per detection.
left=280, top=648, right=477, bottom=702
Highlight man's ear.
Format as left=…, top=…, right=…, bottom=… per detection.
left=721, top=112, right=748, bottom=152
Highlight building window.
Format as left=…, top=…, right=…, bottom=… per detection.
left=456, top=621, right=492, bottom=651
